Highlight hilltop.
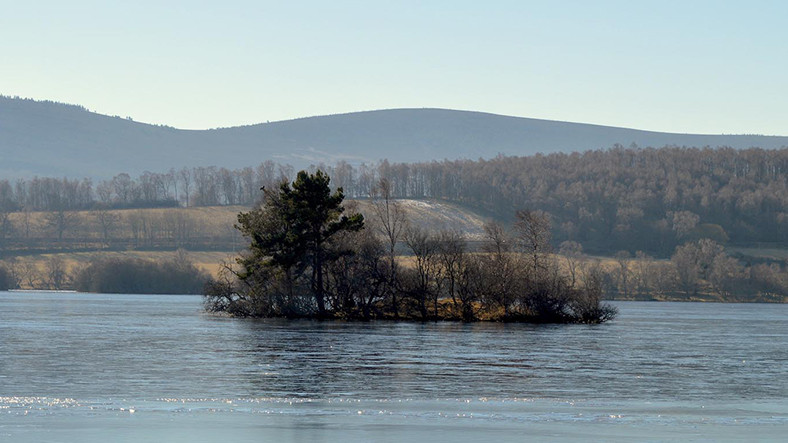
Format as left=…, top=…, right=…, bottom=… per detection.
left=2, top=96, right=787, bottom=178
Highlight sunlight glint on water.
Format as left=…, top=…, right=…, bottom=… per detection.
left=0, top=292, right=786, bottom=441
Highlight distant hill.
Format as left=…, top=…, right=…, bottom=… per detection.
left=2, top=96, right=787, bottom=178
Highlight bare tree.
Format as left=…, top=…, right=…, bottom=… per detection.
left=45, top=208, right=79, bottom=244
left=614, top=250, right=631, bottom=298
left=45, top=256, right=68, bottom=289
left=163, top=211, right=197, bottom=248
left=0, top=202, right=15, bottom=253
left=436, top=229, right=474, bottom=319
left=580, top=259, right=609, bottom=295
left=20, top=206, right=33, bottom=240
left=670, top=210, right=700, bottom=240
left=514, top=209, right=552, bottom=277
left=192, top=166, right=219, bottom=206
left=256, top=161, right=278, bottom=192
left=126, top=211, right=150, bottom=248
left=138, top=172, right=159, bottom=202
left=672, top=243, right=700, bottom=296
left=16, top=260, right=39, bottom=289
left=370, top=178, right=408, bottom=318
left=2, top=257, right=21, bottom=289
left=165, top=168, right=179, bottom=203
left=325, top=228, right=388, bottom=319
left=652, top=259, right=678, bottom=296
left=96, top=181, right=114, bottom=204
left=178, top=167, right=192, bottom=207
left=559, top=240, right=583, bottom=288
left=92, top=206, right=119, bottom=247
left=238, top=167, right=256, bottom=204
left=671, top=239, right=726, bottom=297
left=632, top=251, right=655, bottom=297
left=112, top=173, right=135, bottom=205
left=478, top=221, right=522, bottom=317
left=403, top=225, right=439, bottom=319
left=708, top=253, right=744, bottom=297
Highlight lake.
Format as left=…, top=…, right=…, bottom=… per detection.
left=0, top=292, right=786, bottom=442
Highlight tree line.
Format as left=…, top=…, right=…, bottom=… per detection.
left=0, top=207, right=242, bottom=255
left=0, top=146, right=783, bottom=256
left=0, top=253, right=209, bottom=294
left=204, top=171, right=618, bottom=323
left=0, top=163, right=292, bottom=211
left=555, top=239, right=787, bottom=302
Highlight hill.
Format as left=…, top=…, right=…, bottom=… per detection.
left=0, top=199, right=490, bottom=255
left=0, top=199, right=492, bottom=289
left=2, top=96, right=787, bottom=178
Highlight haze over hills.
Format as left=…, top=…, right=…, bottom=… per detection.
left=1, top=96, right=786, bottom=179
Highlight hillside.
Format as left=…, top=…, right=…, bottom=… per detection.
left=2, top=96, right=787, bottom=178
left=0, top=199, right=490, bottom=255
left=393, top=147, right=788, bottom=255
left=2, top=198, right=784, bottom=301
left=0, top=199, right=491, bottom=289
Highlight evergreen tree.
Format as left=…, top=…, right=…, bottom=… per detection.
left=236, top=170, right=364, bottom=316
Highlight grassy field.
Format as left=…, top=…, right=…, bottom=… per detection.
left=3, top=199, right=492, bottom=253
left=728, top=247, right=788, bottom=261
left=2, top=202, right=784, bottom=301
left=0, top=199, right=492, bottom=289
left=5, top=205, right=246, bottom=252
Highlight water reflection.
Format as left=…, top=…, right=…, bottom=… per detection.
left=0, top=293, right=786, bottom=403
left=232, top=319, right=537, bottom=398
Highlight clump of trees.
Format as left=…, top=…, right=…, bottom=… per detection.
left=204, top=171, right=617, bottom=323
left=570, top=239, right=788, bottom=302
left=0, top=262, right=17, bottom=290
left=0, top=256, right=73, bottom=290
left=73, top=254, right=209, bottom=294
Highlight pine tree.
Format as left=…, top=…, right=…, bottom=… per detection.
left=236, top=170, right=364, bottom=316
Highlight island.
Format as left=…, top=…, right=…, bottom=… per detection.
left=204, top=170, right=618, bottom=323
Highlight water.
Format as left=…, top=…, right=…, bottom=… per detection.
left=1, top=292, right=786, bottom=442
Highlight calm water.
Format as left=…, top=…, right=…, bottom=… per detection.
left=0, top=292, right=786, bottom=442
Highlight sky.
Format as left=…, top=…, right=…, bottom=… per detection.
left=2, top=0, right=787, bottom=134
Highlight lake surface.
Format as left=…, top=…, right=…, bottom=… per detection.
left=0, top=292, right=786, bottom=442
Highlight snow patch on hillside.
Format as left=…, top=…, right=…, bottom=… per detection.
left=355, top=199, right=488, bottom=240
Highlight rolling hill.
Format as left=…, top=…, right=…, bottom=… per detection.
left=2, top=96, right=787, bottom=179
left=3, top=199, right=492, bottom=287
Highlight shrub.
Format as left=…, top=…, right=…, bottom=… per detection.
left=0, top=264, right=17, bottom=290
left=74, top=257, right=209, bottom=294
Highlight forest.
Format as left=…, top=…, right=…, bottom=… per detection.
left=0, top=145, right=784, bottom=301
left=1, top=146, right=783, bottom=257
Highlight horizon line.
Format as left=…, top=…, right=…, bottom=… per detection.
left=0, top=94, right=784, bottom=138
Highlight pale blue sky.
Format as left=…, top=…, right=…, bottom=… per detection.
left=2, top=0, right=786, bottom=134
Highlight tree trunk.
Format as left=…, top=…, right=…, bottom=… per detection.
left=314, top=250, right=326, bottom=316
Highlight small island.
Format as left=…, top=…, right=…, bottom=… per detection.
left=204, top=170, right=617, bottom=323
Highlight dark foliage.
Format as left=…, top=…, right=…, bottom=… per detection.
left=74, top=256, right=209, bottom=294
left=231, top=170, right=364, bottom=317
left=0, top=264, right=17, bottom=290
